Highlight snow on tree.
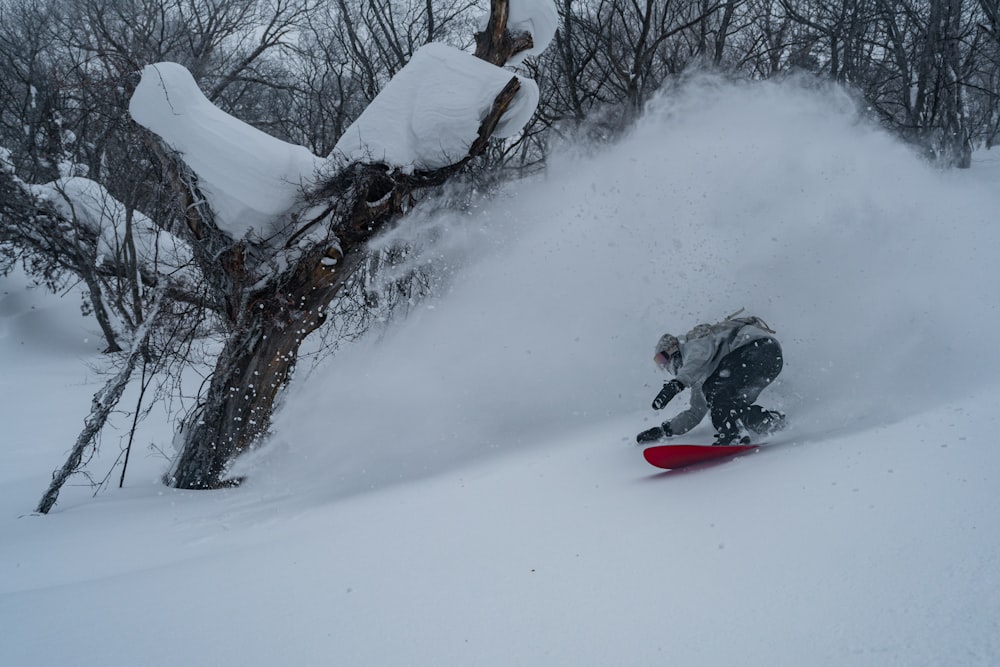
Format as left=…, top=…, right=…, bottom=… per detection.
left=1, top=149, right=192, bottom=352
left=129, top=62, right=325, bottom=244
left=27, top=176, right=192, bottom=272
left=330, top=42, right=540, bottom=169
left=128, top=41, right=541, bottom=241
left=486, top=0, right=558, bottom=66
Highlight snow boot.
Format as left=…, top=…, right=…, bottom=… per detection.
left=713, top=432, right=751, bottom=446
left=743, top=406, right=786, bottom=435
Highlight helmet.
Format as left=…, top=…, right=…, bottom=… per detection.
left=654, top=333, right=681, bottom=373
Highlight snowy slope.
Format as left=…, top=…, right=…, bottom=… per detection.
left=2, top=76, right=1000, bottom=666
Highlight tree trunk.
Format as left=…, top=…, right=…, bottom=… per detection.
left=82, top=272, right=123, bottom=353
left=165, top=320, right=292, bottom=488
left=166, top=246, right=352, bottom=489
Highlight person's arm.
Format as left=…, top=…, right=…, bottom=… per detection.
left=664, top=385, right=708, bottom=436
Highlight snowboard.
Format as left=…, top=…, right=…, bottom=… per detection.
left=642, top=443, right=758, bottom=470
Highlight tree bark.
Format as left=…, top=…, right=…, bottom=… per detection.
left=165, top=245, right=350, bottom=488
left=81, top=272, right=123, bottom=353
left=475, top=0, right=534, bottom=65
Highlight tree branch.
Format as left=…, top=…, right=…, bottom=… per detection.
left=36, top=296, right=163, bottom=513
left=475, top=0, right=535, bottom=65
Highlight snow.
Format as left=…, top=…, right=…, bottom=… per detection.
left=131, top=48, right=540, bottom=240
left=480, top=0, right=559, bottom=66
left=129, top=62, right=325, bottom=242
left=331, top=42, right=540, bottom=169
left=3, top=75, right=1000, bottom=665
left=28, top=176, right=191, bottom=269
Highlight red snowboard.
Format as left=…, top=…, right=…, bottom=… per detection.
left=643, top=443, right=758, bottom=470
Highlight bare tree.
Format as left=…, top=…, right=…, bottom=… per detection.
left=863, top=0, right=978, bottom=165
left=0, top=164, right=124, bottom=351
left=777, top=0, right=880, bottom=82
left=538, top=0, right=728, bottom=137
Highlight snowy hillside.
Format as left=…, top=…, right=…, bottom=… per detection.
left=2, top=76, right=999, bottom=665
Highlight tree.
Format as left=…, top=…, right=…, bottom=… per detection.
left=774, top=0, right=984, bottom=166
left=538, top=0, right=756, bottom=139
left=0, top=162, right=117, bottom=351
left=136, top=0, right=550, bottom=489
left=0, top=0, right=302, bottom=351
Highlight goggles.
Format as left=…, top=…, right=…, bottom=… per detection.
left=654, top=350, right=678, bottom=369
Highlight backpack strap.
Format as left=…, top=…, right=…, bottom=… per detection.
left=723, top=308, right=776, bottom=334
left=740, top=315, right=775, bottom=334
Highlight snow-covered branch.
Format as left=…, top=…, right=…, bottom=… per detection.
left=36, top=296, right=165, bottom=514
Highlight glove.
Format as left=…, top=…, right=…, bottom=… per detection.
left=652, top=379, right=685, bottom=410
left=636, top=422, right=673, bottom=444
left=636, top=426, right=664, bottom=444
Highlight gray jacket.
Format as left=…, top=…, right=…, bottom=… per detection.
left=667, top=322, right=774, bottom=435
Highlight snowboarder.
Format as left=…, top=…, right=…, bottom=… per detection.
left=636, top=312, right=786, bottom=446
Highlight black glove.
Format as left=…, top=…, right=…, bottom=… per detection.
left=636, top=422, right=673, bottom=444
left=652, top=379, right=685, bottom=410
left=636, top=426, right=664, bottom=444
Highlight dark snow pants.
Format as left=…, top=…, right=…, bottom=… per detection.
left=703, top=338, right=783, bottom=439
